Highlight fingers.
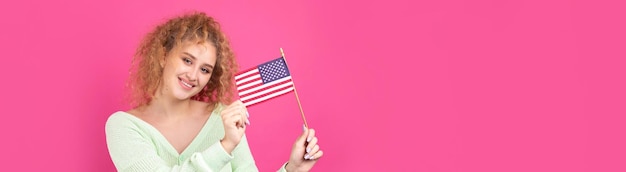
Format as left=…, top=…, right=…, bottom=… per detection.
left=287, top=126, right=323, bottom=172
left=307, top=129, right=316, bottom=143
left=242, top=111, right=250, bottom=126
left=222, top=101, right=249, bottom=128
left=304, top=128, right=322, bottom=160
left=233, top=101, right=248, bottom=127
left=297, top=125, right=310, bottom=144
left=304, top=144, right=319, bottom=159
left=306, top=137, right=318, bottom=153
left=223, top=111, right=246, bottom=128
left=224, top=113, right=246, bottom=129
left=308, top=150, right=324, bottom=160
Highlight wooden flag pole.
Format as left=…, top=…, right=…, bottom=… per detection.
left=280, top=48, right=309, bottom=128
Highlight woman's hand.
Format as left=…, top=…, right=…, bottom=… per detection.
left=286, top=125, right=324, bottom=172
left=220, top=100, right=250, bottom=154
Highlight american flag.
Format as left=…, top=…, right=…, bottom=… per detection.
left=235, top=57, right=294, bottom=107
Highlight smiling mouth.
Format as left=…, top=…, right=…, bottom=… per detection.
left=179, top=78, right=195, bottom=89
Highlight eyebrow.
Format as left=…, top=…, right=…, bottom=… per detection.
left=184, top=52, right=214, bottom=69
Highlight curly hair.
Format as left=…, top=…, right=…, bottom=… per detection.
left=127, top=12, right=238, bottom=108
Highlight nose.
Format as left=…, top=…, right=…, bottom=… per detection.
left=187, top=68, right=198, bottom=82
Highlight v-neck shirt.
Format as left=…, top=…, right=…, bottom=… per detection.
left=105, top=104, right=261, bottom=172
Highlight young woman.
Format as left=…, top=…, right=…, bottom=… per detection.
left=105, top=12, right=323, bottom=172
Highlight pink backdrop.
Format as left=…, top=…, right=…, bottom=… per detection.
left=0, top=0, right=625, bottom=171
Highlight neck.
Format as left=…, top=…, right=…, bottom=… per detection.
left=145, top=87, right=196, bottom=118
left=149, top=95, right=193, bottom=118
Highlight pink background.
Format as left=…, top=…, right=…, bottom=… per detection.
left=0, top=0, right=625, bottom=171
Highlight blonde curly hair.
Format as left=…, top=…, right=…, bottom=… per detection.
left=127, top=12, right=238, bottom=108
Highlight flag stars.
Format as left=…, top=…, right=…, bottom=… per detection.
left=258, top=58, right=291, bottom=83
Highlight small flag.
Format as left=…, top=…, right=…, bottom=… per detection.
left=235, top=57, right=294, bottom=107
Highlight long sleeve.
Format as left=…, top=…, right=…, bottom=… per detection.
left=277, top=163, right=288, bottom=172
left=105, top=113, right=233, bottom=172
left=229, top=135, right=259, bottom=171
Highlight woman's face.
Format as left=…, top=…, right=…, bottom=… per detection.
left=160, top=41, right=217, bottom=101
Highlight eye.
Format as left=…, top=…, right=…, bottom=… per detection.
left=201, top=67, right=211, bottom=74
left=183, top=58, right=192, bottom=65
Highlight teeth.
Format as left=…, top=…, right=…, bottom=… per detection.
left=181, top=79, right=193, bottom=88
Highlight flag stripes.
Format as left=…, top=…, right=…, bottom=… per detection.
left=235, top=57, right=295, bottom=107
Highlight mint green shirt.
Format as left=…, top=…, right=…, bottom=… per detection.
left=105, top=105, right=287, bottom=172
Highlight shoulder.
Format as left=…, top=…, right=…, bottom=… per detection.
left=105, top=111, right=142, bottom=131
left=107, top=111, right=131, bottom=123
left=213, top=102, right=226, bottom=112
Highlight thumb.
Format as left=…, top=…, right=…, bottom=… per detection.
left=297, top=124, right=309, bottom=144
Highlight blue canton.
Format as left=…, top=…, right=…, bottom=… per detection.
left=258, top=57, right=291, bottom=84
